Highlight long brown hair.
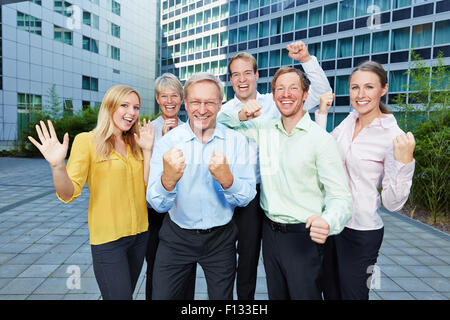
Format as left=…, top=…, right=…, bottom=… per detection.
left=350, top=61, right=390, bottom=114
left=92, top=85, right=142, bottom=160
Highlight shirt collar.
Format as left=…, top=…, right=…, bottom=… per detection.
left=182, top=120, right=226, bottom=142
left=232, top=91, right=262, bottom=106
left=350, top=110, right=397, bottom=129
left=275, top=110, right=311, bottom=134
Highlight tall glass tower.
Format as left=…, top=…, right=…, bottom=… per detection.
left=160, top=0, right=450, bottom=127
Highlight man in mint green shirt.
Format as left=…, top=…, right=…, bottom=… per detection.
left=217, top=66, right=352, bottom=300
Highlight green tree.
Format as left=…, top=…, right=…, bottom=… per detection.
left=393, top=51, right=449, bottom=223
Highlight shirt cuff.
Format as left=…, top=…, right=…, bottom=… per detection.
left=300, top=55, right=319, bottom=73
left=314, top=110, right=328, bottom=130
left=219, top=176, right=242, bottom=195
left=155, top=175, right=177, bottom=199
left=392, top=158, right=415, bottom=180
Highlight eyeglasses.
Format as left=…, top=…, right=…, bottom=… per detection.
left=186, top=100, right=219, bottom=108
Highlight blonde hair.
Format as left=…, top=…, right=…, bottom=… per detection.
left=155, top=73, right=184, bottom=100
left=93, top=85, right=142, bottom=160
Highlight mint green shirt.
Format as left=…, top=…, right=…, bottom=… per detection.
left=217, top=110, right=353, bottom=235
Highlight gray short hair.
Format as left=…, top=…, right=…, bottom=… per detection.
left=155, top=73, right=184, bottom=100
left=184, top=73, right=224, bottom=102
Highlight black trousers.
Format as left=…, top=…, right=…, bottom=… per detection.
left=91, top=231, right=149, bottom=300
left=234, top=184, right=263, bottom=300
left=262, top=216, right=323, bottom=300
left=319, top=235, right=342, bottom=300
left=335, top=227, right=384, bottom=300
left=152, top=215, right=238, bottom=300
left=145, top=208, right=195, bottom=300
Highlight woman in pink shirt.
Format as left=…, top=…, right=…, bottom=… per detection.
left=316, top=61, right=416, bottom=300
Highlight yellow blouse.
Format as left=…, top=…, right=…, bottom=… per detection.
left=57, top=131, right=148, bottom=245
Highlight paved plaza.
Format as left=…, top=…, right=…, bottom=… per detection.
left=0, top=157, right=449, bottom=300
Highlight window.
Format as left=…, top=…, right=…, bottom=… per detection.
left=389, top=70, right=408, bottom=92
left=83, top=36, right=99, bottom=53
left=249, top=23, right=258, bottom=40
left=356, top=0, right=371, bottom=17
left=258, top=52, right=268, bottom=68
left=338, top=37, right=352, bottom=58
left=295, top=11, right=307, bottom=30
left=374, top=0, right=390, bottom=12
left=220, top=31, right=228, bottom=46
left=17, top=93, right=42, bottom=112
left=17, top=12, right=42, bottom=35
left=394, top=0, right=411, bottom=9
left=391, top=27, right=410, bottom=51
left=111, top=0, right=121, bottom=16
left=339, top=0, right=354, bottom=21
left=324, top=3, right=337, bottom=23
left=372, top=30, right=389, bottom=53
left=239, top=26, right=247, bottom=42
left=308, top=42, right=321, bottom=60
left=309, top=7, right=322, bottom=27
left=54, top=1, right=73, bottom=17
left=110, top=22, right=120, bottom=38
left=54, top=25, right=72, bottom=45
left=220, top=3, right=229, bottom=18
left=269, top=49, right=280, bottom=68
left=283, top=14, right=294, bottom=33
left=336, top=75, right=349, bottom=95
left=281, top=49, right=292, bottom=66
left=211, top=34, right=219, bottom=49
left=270, top=17, right=281, bottom=36
left=322, top=40, right=336, bottom=60
left=229, top=29, right=237, bottom=45
left=354, top=34, right=370, bottom=55
left=434, top=20, right=450, bottom=45
left=64, top=99, right=73, bottom=115
left=82, top=76, right=98, bottom=91
left=239, top=0, right=248, bottom=13
left=230, top=0, right=239, bottom=16
left=83, top=11, right=99, bottom=29
left=32, top=0, right=42, bottom=4
left=412, top=24, right=432, bottom=48
left=203, top=36, right=210, bottom=50
left=259, top=20, right=269, bottom=38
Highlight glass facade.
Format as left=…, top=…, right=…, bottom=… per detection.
left=166, top=0, right=449, bottom=122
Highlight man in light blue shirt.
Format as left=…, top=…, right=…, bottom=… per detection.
left=147, top=73, right=256, bottom=300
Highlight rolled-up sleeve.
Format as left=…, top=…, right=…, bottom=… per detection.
left=57, top=133, right=90, bottom=203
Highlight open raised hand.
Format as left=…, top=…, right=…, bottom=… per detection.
left=28, top=120, right=69, bottom=168
left=134, top=118, right=155, bottom=152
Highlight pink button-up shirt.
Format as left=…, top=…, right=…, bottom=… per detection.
left=316, top=110, right=415, bottom=231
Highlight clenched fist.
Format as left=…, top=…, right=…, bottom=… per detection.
left=319, top=91, right=335, bottom=115
left=286, top=41, right=311, bottom=63
left=209, top=151, right=233, bottom=190
left=305, top=215, right=330, bottom=244
left=238, top=100, right=262, bottom=121
left=162, top=118, right=178, bottom=136
left=161, top=147, right=186, bottom=191
left=393, top=132, right=416, bottom=164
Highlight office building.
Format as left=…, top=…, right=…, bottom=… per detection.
left=160, top=0, right=450, bottom=127
left=0, top=0, right=158, bottom=145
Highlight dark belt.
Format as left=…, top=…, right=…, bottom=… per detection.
left=182, top=220, right=232, bottom=234
left=264, top=215, right=308, bottom=233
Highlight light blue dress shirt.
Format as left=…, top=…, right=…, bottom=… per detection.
left=147, top=121, right=257, bottom=230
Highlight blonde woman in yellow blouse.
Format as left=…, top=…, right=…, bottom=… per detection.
left=28, top=85, right=155, bottom=300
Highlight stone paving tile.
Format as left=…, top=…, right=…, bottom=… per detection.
left=1, top=159, right=449, bottom=301
left=0, top=278, right=46, bottom=295
left=376, top=291, right=415, bottom=300
left=409, top=291, right=447, bottom=300
left=18, top=265, right=60, bottom=278
left=391, top=277, right=435, bottom=292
